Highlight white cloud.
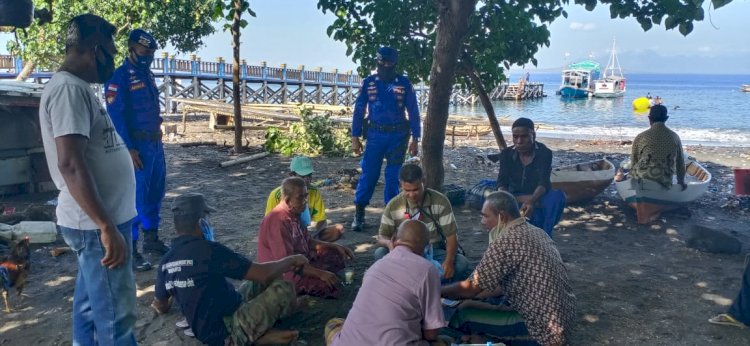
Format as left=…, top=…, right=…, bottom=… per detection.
left=569, top=22, right=597, bottom=31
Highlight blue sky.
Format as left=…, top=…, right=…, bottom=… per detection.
left=2, top=1, right=749, bottom=74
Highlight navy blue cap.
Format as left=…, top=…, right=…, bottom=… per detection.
left=376, top=46, right=398, bottom=64
left=129, top=29, right=158, bottom=50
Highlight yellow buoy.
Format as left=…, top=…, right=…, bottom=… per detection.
left=632, top=97, right=651, bottom=112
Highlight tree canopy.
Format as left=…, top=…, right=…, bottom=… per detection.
left=7, top=0, right=217, bottom=69
left=318, top=0, right=735, bottom=189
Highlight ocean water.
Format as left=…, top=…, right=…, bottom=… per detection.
left=450, top=73, right=750, bottom=146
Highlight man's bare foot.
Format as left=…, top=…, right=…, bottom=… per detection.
left=255, top=329, right=299, bottom=345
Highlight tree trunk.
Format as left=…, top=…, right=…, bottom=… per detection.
left=15, top=61, right=35, bottom=81
left=461, top=52, right=507, bottom=150
left=422, top=0, right=477, bottom=190
left=231, top=0, right=243, bottom=153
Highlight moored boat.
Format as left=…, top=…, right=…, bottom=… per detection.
left=593, top=40, right=626, bottom=98
left=615, top=156, right=711, bottom=224
left=559, top=60, right=600, bottom=99
left=551, top=158, right=615, bottom=203
left=742, top=84, right=750, bottom=92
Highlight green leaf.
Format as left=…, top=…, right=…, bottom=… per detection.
left=712, top=0, right=732, bottom=9
left=665, top=16, right=678, bottom=30
left=678, top=21, right=694, bottom=36
left=239, top=19, right=249, bottom=28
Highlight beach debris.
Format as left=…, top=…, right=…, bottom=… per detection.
left=49, top=246, right=71, bottom=257
left=219, top=152, right=269, bottom=168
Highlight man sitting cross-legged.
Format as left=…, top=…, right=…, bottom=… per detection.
left=494, top=117, right=566, bottom=236
left=151, top=193, right=308, bottom=346
left=442, top=191, right=576, bottom=346
left=325, top=220, right=448, bottom=345
left=374, top=164, right=470, bottom=283
left=259, top=177, right=354, bottom=298
left=265, top=156, right=344, bottom=242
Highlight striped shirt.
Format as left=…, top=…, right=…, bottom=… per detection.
left=379, top=188, right=457, bottom=246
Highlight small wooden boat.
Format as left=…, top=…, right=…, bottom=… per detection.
left=615, top=157, right=711, bottom=224
left=551, top=159, right=615, bottom=203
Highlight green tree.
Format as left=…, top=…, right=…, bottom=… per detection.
left=318, top=0, right=734, bottom=189
left=7, top=0, right=216, bottom=80
left=212, top=0, right=255, bottom=154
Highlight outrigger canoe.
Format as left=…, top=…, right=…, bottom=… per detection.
left=551, top=159, right=615, bottom=203
left=615, top=157, right=711, bottom=224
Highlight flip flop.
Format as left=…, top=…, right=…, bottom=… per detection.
left=708, top=313, right=747, bottom=329
left=175, top=318, right=189, bottom=329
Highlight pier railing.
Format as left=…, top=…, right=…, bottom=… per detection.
left=1, top=53, right=545, bottom=109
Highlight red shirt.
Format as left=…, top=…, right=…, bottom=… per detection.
left=257, top=201, right=314, bottom=282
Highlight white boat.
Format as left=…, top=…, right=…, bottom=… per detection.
left=593, top=40, right=626, bottom=98
left=551, top=158, right=615, bottom=203
left=742, top=84, right=750, bottom=92
left=615, top=156, right=711, bottom=224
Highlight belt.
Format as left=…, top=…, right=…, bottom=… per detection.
left=130, top=130, right=162, bottom=141
left=368, top=121, right=409, bottom=133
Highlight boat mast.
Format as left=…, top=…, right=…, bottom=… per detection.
left=605, top=39, right=623, bottom=79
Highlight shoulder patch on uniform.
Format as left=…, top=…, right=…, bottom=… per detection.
left=107, top=84, right=118, bottom=92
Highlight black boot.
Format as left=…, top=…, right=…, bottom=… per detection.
left=132, top=240, right=152, bottom=272
left=351, top=204, right=366, bottom=232
left=142, top=230, right=169, bottom=255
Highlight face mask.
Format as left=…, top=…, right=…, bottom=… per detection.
left=377, top=62, right=396, bottom=82
left=131, top=50, right=154, bottom=69
left=199, top=218, right=215, bottom=241
left=95, top=47, right=115, bottom=83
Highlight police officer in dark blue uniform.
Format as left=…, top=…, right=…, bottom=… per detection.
left=104, top=29, right=168, bottom=271
left=350, top=47, right=420, bottom=232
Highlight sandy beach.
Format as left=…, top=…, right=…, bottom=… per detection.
left=1, top=115, right=749, bottom=345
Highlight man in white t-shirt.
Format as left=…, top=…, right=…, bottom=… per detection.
left=39, top=14, right=137, bottom=345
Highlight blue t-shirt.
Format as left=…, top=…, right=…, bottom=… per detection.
left=155, top=235, right=252, bottom=345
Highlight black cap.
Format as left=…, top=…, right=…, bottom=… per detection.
left=171, top=193, right=216, bottom=218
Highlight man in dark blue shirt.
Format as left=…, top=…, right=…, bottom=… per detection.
left=151, top=193, right=307, bottom=345
left=350, top=46, right=421, bottom=232
left=105, top=29, right=168, bottom=271
left=495, top=118, right=565, bottom=236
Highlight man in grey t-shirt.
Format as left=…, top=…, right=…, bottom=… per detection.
left=39, top=14, right=137, bottom=345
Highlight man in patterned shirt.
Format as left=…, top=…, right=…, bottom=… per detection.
left=631, top=104, right=686, bottom=190
left=442, top=191, right=576, bottom=346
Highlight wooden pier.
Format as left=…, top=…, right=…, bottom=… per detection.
left=490, top=82, right=546, bottom=100
left=1, top=54, right=545, bottom=107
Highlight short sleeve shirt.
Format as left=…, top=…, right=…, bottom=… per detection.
left=472, top=221, right=576, bottom=346
left=379, top=189, right=457, bottom=246
left=331, top=246, right=445, bottom=345
left=496, top=142, right=553, bottom=195
left=39, top=72, right=136, bottom=229
left=155, top=235, right=252, bottom=345
left=265, top=186, right=327, bottom=224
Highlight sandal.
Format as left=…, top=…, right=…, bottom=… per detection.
left=708, top=313, right=747, bottom=328
left=175, top=318, right=189, bottom=329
